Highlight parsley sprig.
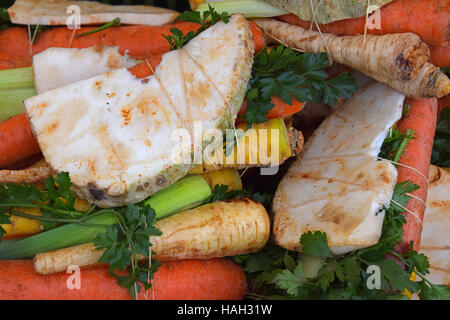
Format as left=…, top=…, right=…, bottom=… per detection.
left=242, top=45, right=358, bottom=126
left=163, top=5, right=231, bottom=50
left=234, top=180, right=450, bottom=300
left=94, top=204, right=161, bottom=299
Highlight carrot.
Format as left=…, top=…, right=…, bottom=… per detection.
left=278, top=0, right=449, bottom=47
left=395, top=97, right=438, bottom=253
left=254, top=18, right=450, bottom=98
left=127, top=55, right=162, bottom=79
left=0, top=23, right=201, bottom=60
left=0, top=52, right=32, bottom=70
left=0, top=259, right=247, bottom=300
left=0, top=113, right=40, bottom=169
left=430, top=45, right=450, bottom=68
left=0, top=20, right=265, bottom=60
left=238, top=95, right=304, bottom=120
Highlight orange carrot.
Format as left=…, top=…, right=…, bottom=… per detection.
left=127, top=55, right=162, bottom=79
left=0, top=259, right=247, bottom=300
left=430, top=45, right=450, bottom=68
left=0, top=114, right=40, bottom=169
left=0, top=21, right=265, bottom=60
left=278, top=0, right=449, bottom=47
left=395, top=97, right=438, bottom=253
left=0, top=52, right=32, bottom=70
left=238, top=95, right=304, bottom=120
left=0, top=23, right=201, bottom=60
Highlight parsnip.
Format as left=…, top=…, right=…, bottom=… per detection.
left=253, top=18, right=450, bottom=98
left=33, top=198, right=270, bottom=275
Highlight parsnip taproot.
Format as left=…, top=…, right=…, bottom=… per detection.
left=34, top=198, right=270, bottom=275
left=253, top=18, right=450, bottom=98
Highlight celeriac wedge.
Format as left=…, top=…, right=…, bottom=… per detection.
left=33, top=46, right=136, bottom=94
left=24, top=14, right=254, bottom=207
left=273, top=81, right=405, bottom=255
left=420, top=165, right=450, bottom=286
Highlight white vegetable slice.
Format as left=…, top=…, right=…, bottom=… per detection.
left=8, top=0, right=178, bottom=26
left=24, top=14, right=254, bottom=207
left=273, top=82, right=405, bottom=255
left=420, top=165, right=450, bottom=286
left=33, top=46, right=136, bottom=94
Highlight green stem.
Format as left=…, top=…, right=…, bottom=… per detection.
left=0, top=175, right=211, bottom=259
left=76, top=18, right=121, bottom=38
left=392, top=129, right=415, bottom=164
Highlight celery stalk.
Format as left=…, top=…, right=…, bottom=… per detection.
left=0, top=87, right=36, bottom=121
left=0, top=67, right=34, bottom=90
left=197, top=0, right=288, bottom=18
left=0, top=175, right=211, bottom=259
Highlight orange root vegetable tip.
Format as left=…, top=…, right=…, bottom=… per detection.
left=267, top=96, right=304, bottom=119
left=0, top=113, right=40, bottom=169
left=430, top=45, right=450, bottom=68
left=238, top=96, right=304, bottom=120
left=0, top=259, right=247, bottom=300
left=127, top=55, right=162, bottom=79
left=395, top=98, right=438, bottom=253
left=278, top=0, right=449, bottom=47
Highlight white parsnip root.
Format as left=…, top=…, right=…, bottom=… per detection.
left=253, top=18, right=450, bottom=98
left=33, top=198, right=271, bottom=275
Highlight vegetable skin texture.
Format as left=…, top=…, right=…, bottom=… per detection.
left=395, top=97, right=438, bottom=253
left=278, top=0, right=450, bottom=47
left=254, top=18, right=450, bottom=98
left=430, top=45, right=450, bottom=68
left=0, top=259, right=247, bottom=300
left=0, top=113, right=40, bottom=169
left=33, top=198, right=270, bottom=275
